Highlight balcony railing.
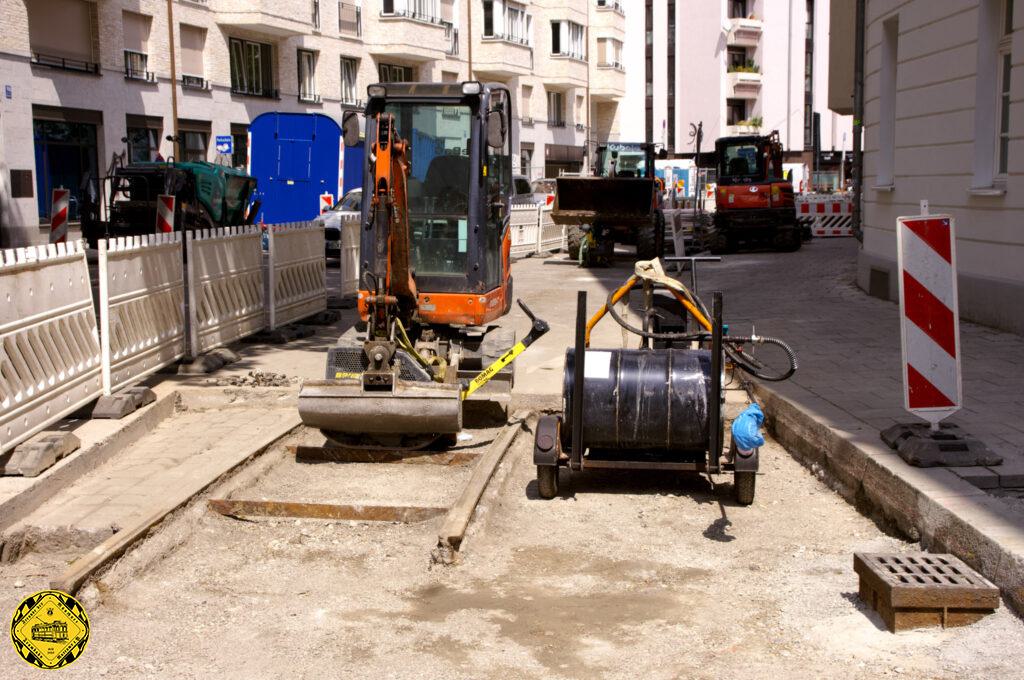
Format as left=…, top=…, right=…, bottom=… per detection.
left=231, top=85, right=279, bottom=99
left=338, top=2, right=362, bottom=36
left=597, top=60, right=624, bottom=70
left=548, top=119, right=566, bottom=128
left=31, top=52, right=100, bottom=74
left=380, top=6, right=447, bottom=26
left=341, top=98, right=364, bottom=109
left=124, top=51, right=156, bottom=82
left=482, top=31, right=531, bottom=47
left=575, top=123, right=586, bottom=132
left=181, top=74, right=210, bottom=90
left=596, top=0, right=625, bottom=14
left=299, top=92, right=322, bottom=104
left=521, top=116, right=535, bottom=127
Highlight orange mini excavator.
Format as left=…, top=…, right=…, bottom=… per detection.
left=298, top=82, right=548, bottom=449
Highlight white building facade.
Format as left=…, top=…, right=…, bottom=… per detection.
left=830, top=0, right=1023, bottom=334
left=622, top=0, right=852, bottom=168
left=0, top=0, right=626, bottom=246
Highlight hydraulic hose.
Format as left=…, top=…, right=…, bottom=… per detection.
left=604, top=288, right=798, bottom=381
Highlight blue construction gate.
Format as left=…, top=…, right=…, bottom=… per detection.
left=249, top=112, right=364, bottom=223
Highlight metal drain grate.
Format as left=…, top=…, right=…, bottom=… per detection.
left=854, top=552, right=1000, bottom=632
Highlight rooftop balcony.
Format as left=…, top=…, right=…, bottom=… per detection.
left=727, top=17, right=763, bottom=48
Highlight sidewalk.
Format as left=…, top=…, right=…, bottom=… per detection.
left=697, top=238, right=1024, bottom=494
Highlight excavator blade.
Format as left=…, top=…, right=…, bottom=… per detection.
left=297, top=378, right=463, bottom=436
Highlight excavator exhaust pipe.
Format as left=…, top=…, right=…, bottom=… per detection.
left=298, top=378, right=463, bottom=436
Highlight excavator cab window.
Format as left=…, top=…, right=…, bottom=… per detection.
left=484, top=88, right=512, bottom=290
left=719, top=141, right=764, bottom=182
left=385, top=102, right=473, bottom=279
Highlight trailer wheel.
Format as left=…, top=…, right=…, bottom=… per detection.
left=708, top=231, right=732, bottom=255
left=537, top=465, right=559, bottom=499
left=636, top=211, right=665, bottom=260
left=566, top=224, right=583, bottom=260
left=734, top=470, right=756, bottom=505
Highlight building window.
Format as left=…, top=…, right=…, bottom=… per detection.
left=378, top=62, right=413, bottom=82
left=180, top=24, right=206, bottom=86
left=231, top=124, right=248, bottom=170
left=729, top=0, right=748, bottom=19
left=122, top=11, right=153, bottom=81
left=551, top=20, right=585, bottom=59
left=996, top=0, right=1013, bottom=176
left=339, top=2, right=362, bottom=35
left=597, top=37, right=623, bottom=68
left=126, top=127, right=159, bottom=163
left=312, top=0, right=321, bottom=29
left=727, top=99, right=747, bottom=126
left=182, top=131, right=208, bottom=162
left=483, top=0, right=494, bottom=36
left=230, top=38, right=274, bottom=97
left=27, top=0, right=99, bottom=73
left=298, top=49, right=319, bottom=102
left=547, top=90, right=565, bottom=127
left=341, top=57, right=359, bottom=104
left=877, top=16, right=898, bottom=186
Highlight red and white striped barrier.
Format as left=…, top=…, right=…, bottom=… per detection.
left=338, top=135, right=345, bottom=201
left=49, top=188, right=70, bottom=243
left=320, top=192, right=335, bottom=215
left=156, top=194, right=175, bottom=233
left=795, top=193, right=854, bottom=237
left=897, top=214, right=961, bottom=425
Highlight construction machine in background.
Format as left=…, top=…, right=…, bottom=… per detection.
left=705, top=131, right=800, bottom=253
left=297, top=81, right=548, bottom=449
left=80, top=161, right=258, bottom=248
left=551, top=142, right=668, bottom=266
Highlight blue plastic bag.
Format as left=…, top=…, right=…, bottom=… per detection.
left=731, top=403, right=765, bottom=451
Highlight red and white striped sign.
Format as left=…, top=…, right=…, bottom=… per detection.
left=338, top=134, right=345, bottom=200
left=320, top=192, right=335, bottom=215
left=897, top=214, right=961, bottom=424
left=49, top=187, right=70, bottom=243
left=156, top=194, right=175, bottom=233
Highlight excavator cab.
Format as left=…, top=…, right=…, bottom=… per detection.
left=298, top=82, right=544, bottom=449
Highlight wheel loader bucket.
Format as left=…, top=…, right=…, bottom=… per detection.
left=297, top=378, right=463, bottom=435
left=551, top=177, right=656, bottom=226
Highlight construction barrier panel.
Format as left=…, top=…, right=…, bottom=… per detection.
left=795, top=193, right=854, bottom=237
left=339, top=215, right=361, bottom=297
left=510, top=204, right=541, bottom=258
left=536, top=205, right=565, bottom=253
left=0, top=241, right=103, bottom=454
left=268, top=222, right=327, bottom=329
left=98, top=234, right=186, bottom=395
left=186, top=226, right=266, bottom=357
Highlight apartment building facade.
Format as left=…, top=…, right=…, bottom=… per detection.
left=622, top=0, right=851, bottom=169
left=829, top=0, right=1023, bottom=334
left=0, top=0, right=625, bottom=246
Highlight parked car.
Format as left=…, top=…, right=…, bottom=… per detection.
left=529, top=178, right=557, bottom=206
left=321, top=188, right=362, bottom=259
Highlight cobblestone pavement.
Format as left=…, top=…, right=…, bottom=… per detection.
left=691, top=238, right=1024, bottom=492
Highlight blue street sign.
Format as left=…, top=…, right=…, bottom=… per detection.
left=215, top=135, right=233, bottom=155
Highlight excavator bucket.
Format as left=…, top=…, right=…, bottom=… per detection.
left=297, top=378, right=462, bottom=435
left=297, top=346, right=463, bottom=441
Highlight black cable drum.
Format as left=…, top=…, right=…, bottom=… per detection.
left=562, top=348, right=713, bottom=453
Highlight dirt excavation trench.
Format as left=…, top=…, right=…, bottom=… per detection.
left=3, top=387, right=1024, bottom=680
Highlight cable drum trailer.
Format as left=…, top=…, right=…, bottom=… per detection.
left=532, top=257, right=798, bottom=504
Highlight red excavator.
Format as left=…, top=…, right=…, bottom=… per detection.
left=707, top=130, right=800, bottom=253
left=297, top=82, right=548, bottom=449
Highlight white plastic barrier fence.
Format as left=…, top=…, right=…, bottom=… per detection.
left=0, top=241, right=103, bottom=454
left=339, top=215, right=361, bottom=297
left=795, top=193, right=854, bottom=237
left=268, top=222, right=327, bottom=329
left=510, top=204, right=541, bottom=258
left=510, top=204, right=567, bottom=258
left=186, top=226, right=266, bottom=356
left=98, top=234, right=186, bottom=395
left=537, top=206, right=565, bottom=253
